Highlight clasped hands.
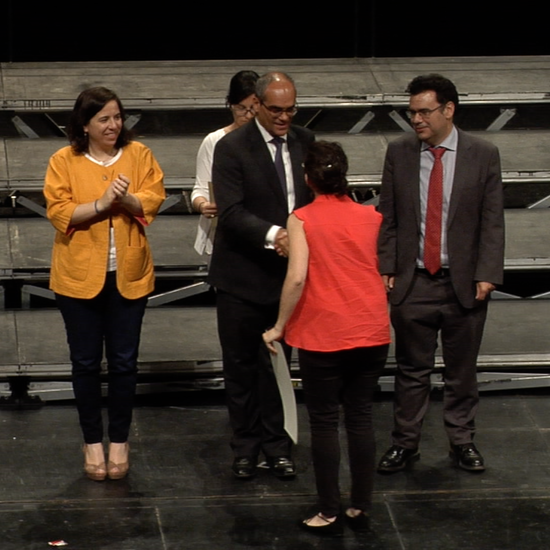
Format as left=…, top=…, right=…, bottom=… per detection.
left=274, top=228, right=289, bottom=257
left=96, top=173, right=132, bottom=212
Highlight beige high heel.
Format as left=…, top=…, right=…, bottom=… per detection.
left=83, top=444, right=107, bottom=481
left=107, top=442, right=130, bottom=480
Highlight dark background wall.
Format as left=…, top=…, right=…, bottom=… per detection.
left=1, top=1, right=547, bottom=62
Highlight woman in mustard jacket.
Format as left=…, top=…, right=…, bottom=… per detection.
left=44, top=87, right=165, bottom=481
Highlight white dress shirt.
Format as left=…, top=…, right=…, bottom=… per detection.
left=417, top=125, right=458, bottom=269
left=255, top=119, right=295, bottom=247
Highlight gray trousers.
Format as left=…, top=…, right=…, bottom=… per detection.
left=390, top=271, right=488, bottom=448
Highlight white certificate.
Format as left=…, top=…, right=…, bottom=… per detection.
left=271, top=341, right=298, bottom=444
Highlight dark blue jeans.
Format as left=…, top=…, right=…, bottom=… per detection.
left=299, top=345, right=388, bottom=517
left=56, top=272, right=147, bottom=444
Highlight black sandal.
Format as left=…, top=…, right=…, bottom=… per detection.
left=345, top=510, right=370, bottom=532
left=299, top=513, right=344, bottom=537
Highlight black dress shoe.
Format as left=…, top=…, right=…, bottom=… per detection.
left=345, top=511, right=370, bottom=533
left=267, top=456, right=296, bottom=478
left=231, top=456, right=257, bottom=479
left=377, top=445, right=419, bottom=473
left=449, top=443, right=485, bottom=472
left=299, top=513, right=344, bottom=537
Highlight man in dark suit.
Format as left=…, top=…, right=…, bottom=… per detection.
left=377, top=74, right=504, bottom=473
left=209, top=72, right=314, bottom=479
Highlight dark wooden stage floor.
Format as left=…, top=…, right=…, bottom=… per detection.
left=2, top=390, right=550, bottom=549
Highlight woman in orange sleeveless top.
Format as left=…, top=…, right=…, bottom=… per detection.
left=263, top=141, right=390, bottom=536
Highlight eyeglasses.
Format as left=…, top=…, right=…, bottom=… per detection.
left=231, top=104, right=257, bottom=116
left=405, top=105, right=444, bottom=120
left=261, top=102, right=298, bottom=117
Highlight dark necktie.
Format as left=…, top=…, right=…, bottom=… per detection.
left=424, top=147, right=446, bottom=275
left=271, top=137, right=287, bottom=198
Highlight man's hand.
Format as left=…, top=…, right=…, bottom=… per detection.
left=382, top=274, right=395, bottom=293
left=274, top=228, right=289, bottom=257
left=476, top=281, right=495, bottom=301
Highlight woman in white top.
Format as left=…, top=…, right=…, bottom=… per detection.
left=192, top=70, right=259, bottom=254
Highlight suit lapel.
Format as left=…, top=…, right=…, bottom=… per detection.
left=448, top=130, right=470, bottom=226
left=247, top=122, right=288, bottom=210
left=406, top=137, right=422, bottom=229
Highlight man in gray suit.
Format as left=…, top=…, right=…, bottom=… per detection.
left=377, top=74, right=504, bottom=473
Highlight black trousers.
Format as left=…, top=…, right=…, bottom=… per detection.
left=390, top=271, right=488, bottom=448
left=216, top=290, right=291, bottom=458
left=299, top=345, right=388, bottom=517
left=56, top=273, right=147, bottom=444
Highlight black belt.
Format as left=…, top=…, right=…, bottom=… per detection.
left=415, top=268, right=450, bottom=278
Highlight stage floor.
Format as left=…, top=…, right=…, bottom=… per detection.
left=1, top=391, right=549, bottom=549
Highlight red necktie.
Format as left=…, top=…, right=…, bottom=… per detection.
left=424, top=147, right=446, bottom=274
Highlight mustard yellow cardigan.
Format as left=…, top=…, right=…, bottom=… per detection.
left=44, top=141, right=166, bottom=299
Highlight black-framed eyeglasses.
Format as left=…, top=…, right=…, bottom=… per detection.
left=261, top=102, right=298, bottom=117
left=231, top=104, right=257, bottom=116
left=405, top=105, right=444, bottom=120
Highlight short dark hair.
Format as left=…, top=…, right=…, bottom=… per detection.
left=304, top=141, right=349, bottom=196
left=68, top=87, right=131, bottom=154
left=255, top=72, right=295, bottom=102
left=226, top=70, right=259, bottom=106
left=406, top=74, right=459, bottom=108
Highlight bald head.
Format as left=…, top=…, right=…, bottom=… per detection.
left=255, top=72, right=297, bottom=137
left=255, top=72, right=296, bottom=102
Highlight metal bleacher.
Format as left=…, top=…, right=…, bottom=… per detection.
left=0, top=57, right=549, bottom=400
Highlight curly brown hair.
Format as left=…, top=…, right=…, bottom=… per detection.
left=304, top=141, right=349, bottom=196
